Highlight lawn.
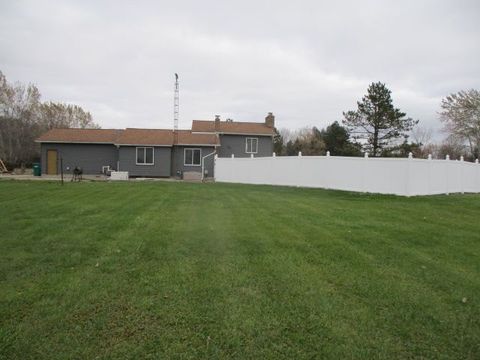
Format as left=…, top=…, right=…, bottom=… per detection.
left=0, top=180, right=479, bottom=359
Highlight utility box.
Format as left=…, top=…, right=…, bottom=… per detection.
left=110, top=171, right=129, bottom=180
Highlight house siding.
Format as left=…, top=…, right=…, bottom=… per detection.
left=40, top=143, right=118, bottom=175
left=118, top=146, right=171, bottom=177
left=217, top=134, right=273, bottom=158
left=172, top=146, right=216, bottom=178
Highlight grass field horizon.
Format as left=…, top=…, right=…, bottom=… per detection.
left=1, top=180, right=479, bottom=359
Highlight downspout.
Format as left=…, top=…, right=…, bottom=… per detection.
left=116, top=144, right=120, bottom=171
left=201, top=150, right=216, bottom=181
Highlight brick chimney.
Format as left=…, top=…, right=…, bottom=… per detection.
left=265, top=112, right=275, bottom=128
left=215, top=115, right=220, bottom=131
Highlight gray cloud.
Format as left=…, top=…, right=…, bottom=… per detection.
left=1, top=0, right=479, bottom=137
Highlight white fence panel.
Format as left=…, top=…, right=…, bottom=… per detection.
left=215, top=155, right=480, bottom=196
left=464, top=163, right=479, bottom=193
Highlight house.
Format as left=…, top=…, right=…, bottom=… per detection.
left=36, top=113, right=275, bottom=178
left=192, top=113, right=275, bottom=158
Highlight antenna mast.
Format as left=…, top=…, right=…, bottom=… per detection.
left=173, top=73, right=179, bottom=132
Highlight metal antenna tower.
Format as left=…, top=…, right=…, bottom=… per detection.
left=173, top=73, right=179, bottom=132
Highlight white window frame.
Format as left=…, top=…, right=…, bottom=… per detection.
left=184, top=148, right=202, bottom=167
left=136, top=147, right=154, bottom=165
left=245, top=137, right=258, bottom=154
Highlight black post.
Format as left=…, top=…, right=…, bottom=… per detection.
left=60, top=158, right=64, bottom=185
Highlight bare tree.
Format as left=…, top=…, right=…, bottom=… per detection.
left=410, top=126, right=435, bottom=158
left=0, top=70, right=99, bottom=167
left=283, top=127, right=326, bottom=156
left=440, top=89, right=480, bottom=159
left=39, top=102, right=99, bottom=130
left=437, top=136, right=468, bottom=160
left=278, top=128, right=295, bottom=144
left=0, top=72, right=42, bottom=166
left=411, top=126, right=433, bottom=146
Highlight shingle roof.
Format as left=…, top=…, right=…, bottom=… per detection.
left=175, top=130, right=220, bottom=146
left=191, top=120, right=274, bottom=135
left=36, top=128, right=123, bottom=143
left=36, top=128, right=220, bottom=146
left=191, top=121, right=216, bottom=132
left=116, top=128, right=173, bottom=146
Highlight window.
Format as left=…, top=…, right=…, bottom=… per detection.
left=136, top=147, right=154, bottom=165
left=184, top=148, right=201, bottom=166
left=246, top=138, right=258, bottom=154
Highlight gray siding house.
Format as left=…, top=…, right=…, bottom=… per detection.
left=191, top=112, right=275, bottom=158
left=36, top=113, right=275, bottom=178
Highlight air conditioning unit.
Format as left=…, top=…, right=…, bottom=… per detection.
left=102, top=166, right=111, bottom=175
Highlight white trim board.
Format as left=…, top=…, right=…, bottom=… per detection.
left=176, top=143, right=219, bottom=147
left=219, top=132, right=274, bottom=136
left=191, top=131, right=273, bottom=136
left=35, top=140, right=115, bottom=144
left=118, top=143, right=171, bottom=147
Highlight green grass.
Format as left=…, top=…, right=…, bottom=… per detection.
left=0, top=180, right=479, bottom=359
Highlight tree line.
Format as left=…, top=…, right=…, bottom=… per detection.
left=273, top=82, right=480, bottom=161
left=274, top=122, right=363, bottom=157
left=0, top=70, right=99, bottom=167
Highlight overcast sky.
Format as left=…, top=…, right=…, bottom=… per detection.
left=1, top=0, right=479, bottom=135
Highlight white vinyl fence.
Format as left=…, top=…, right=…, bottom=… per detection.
left=215, top=154, right=480, bottom=196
